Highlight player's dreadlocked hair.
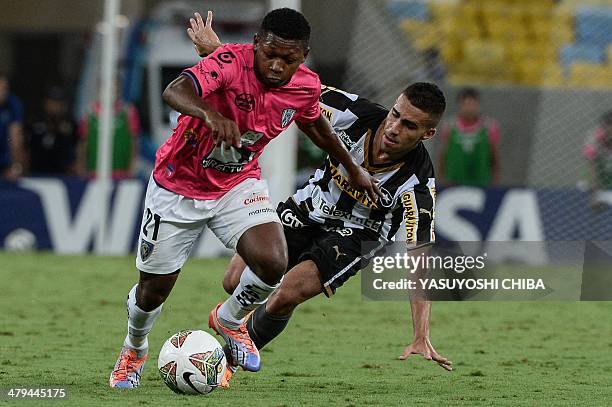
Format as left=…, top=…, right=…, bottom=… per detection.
left=402, top=82, right=446, bottom=126
left=260, top=8, right=311, bottom=47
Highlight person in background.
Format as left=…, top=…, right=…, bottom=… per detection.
left=0, top=71, right=26, bottom=181
left=28, top=86, right=79, bottom=175
left=437, top=87, right=500, bottom=187
left=78, top=79, right=140, bottom=178
left=583, top=110, right=612, bottom=212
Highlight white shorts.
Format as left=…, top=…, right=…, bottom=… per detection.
left=136, top=176, right=280, bottom=274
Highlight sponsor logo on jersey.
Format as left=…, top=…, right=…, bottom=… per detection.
left=337, top=131, right=359, bottom=151
left=202, top=147, right=254, bottom=173
left=402, top=192, right=417, bottom=242
left=216, top=51, right=236, bottom=64
left=321, top=107, right=333, bottom=122
left=280, top=208, right=305, bottom=228
left=335, top=228, right=354, bottom=237
left=329, top=161, right=377, bottom=208
left=235, top=93, right=255, bottom=112
left=316, top=199, right=383, bottom=230
left=281, top=108, right=296, bottom=128
left=201, top=131, right=264, bottom=173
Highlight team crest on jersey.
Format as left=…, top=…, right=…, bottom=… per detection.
left=281, top=108, right=296, bottom=128
left=378, top=186, right=395, bottom=209
left=140, top=239, right=154, bottom=262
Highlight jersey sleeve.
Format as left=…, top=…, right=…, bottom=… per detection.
left=297, top=77, right=322, bottom=124
left=401, top=177, right=436, bottom=245
left=319, top=85, right=387, bottom=131
left=181, top=45, right=238, bottom=98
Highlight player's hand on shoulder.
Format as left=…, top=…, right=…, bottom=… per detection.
left=399, top=336, right=453, bottom=372
left=187, top=11, right=222, bottom=57
left=346, top=165, right=383, bottom=207
left=203, top=111, right=242, bottom=148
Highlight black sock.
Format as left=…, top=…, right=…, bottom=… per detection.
left=247, top=305, right=292, bottom=350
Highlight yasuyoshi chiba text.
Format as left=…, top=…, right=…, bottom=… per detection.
left=372, top=278, right=546, bottom=291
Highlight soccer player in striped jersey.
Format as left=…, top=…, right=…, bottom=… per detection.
left=188, top=12, right=452, bottom=386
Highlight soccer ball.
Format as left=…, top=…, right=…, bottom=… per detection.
left=158, top=329, right=226, bottom=394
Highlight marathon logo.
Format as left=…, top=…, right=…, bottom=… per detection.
left=329, top=161, right=377, bottom=208
left=402, top=191, right=417, bottom=242
left=248, top=208, right=275, bottom=216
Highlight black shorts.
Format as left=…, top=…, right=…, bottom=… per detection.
left=277, top=199, right=384, bottom=297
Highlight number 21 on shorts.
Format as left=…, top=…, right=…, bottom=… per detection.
left=142, top=208, right=161, bottom=241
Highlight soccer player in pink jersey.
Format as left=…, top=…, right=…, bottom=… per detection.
left=110, top=8, right=381, bottom=389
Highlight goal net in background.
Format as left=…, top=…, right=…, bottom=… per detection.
left=340, top=0, right=612, bottom=242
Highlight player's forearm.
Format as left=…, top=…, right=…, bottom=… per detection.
left=409, top=249, right=432, bottom=338
left=298, top=117, right=360, bottom=172
left=162, top=76, right=219, bottom=121
left=410, top=298, right=431, bottom=339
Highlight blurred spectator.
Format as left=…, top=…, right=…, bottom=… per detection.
left=28, top=86, right=79, bottom=175
left=0, top=71, right=26, bottom=181
left=583, top=110, right=612, bottom=211
left=437, top=87, right=500, bottom=187
left=423, top=48, right=446, bottom=83
left=78, top=80, right=140, bottom=178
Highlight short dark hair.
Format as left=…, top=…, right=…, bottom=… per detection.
left=457, top=87, right=480, bottom=102
left=260, top=8, right=310, bottom=46
left=402, top=82, right=446, bottom=125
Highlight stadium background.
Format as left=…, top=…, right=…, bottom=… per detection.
left=1, top=0, right=611, bottom=255
left=0, top=0, right=612, bottom=404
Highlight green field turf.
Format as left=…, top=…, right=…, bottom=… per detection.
left=1, top=252, right=611, bottom=406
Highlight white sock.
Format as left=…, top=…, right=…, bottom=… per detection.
left=217, top=267, right=279, bottom=329
left=123, top=284, right=163, bottom=351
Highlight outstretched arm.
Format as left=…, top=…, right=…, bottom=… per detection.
left=399, top=297, right=452, bottom=371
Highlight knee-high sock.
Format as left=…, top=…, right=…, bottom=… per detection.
left=124, top=284, right=163, bottom=350
left=217, top=266, right=279, bottom=329
left=246, top=304, right=292, bottom=350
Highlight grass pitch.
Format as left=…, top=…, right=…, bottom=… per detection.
left=1, top=252, right=611, bottom=406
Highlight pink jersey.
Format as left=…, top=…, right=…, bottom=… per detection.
left=153, top=43, right=321, bottom=200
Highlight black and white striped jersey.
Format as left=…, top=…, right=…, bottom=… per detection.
left=291, top=85, right=436, bottom=245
